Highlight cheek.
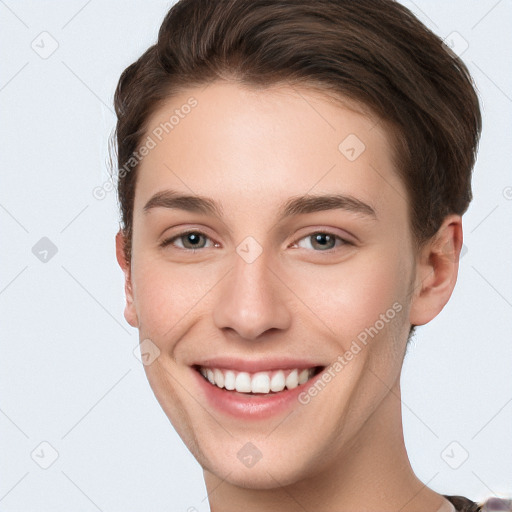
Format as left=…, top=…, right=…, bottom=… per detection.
left=287, top=247, right=411, bottom=345
left=131, top=257, right=218, bottom=343
left=131, top=233, right=413, bottom=353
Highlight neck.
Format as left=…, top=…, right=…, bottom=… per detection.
left=204, top=377, right=446, bottom=512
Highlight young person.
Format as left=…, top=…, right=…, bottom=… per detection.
left=113, top=1, right=509, bottom=510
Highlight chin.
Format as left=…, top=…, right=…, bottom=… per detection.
left=201, top=443, right=316, bottom=490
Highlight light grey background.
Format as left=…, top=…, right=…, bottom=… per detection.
left=1, top=1, right=511, bottom=510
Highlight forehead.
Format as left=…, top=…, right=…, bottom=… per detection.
left=134, top=81, right=407, bottom=224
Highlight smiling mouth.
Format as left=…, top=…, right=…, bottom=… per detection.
left=193, top=365, right=325, bottom=395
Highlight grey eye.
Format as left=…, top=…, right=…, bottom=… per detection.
left=297, top=232, right=340, bottom=251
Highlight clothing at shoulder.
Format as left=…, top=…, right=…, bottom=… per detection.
left=444, top=495, right=481, bottom=512
left=444, top=494, right=512, bottom=512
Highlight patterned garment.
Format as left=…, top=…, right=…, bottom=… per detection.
left=444, top=494, right=512, bottom=512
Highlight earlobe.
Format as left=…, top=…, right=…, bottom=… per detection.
left=115, top=230, right=139, bottom=328
left=408, top=215, right=463, bottom=327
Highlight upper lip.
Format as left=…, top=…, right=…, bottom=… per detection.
left=192, top=357, right=326, bottom=373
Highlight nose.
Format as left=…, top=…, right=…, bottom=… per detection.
left=212, top=250, right=292, bottom=341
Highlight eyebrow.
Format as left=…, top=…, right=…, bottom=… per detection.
left=143, top=189, right=377, bottom=221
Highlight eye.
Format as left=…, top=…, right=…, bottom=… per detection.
left=293, top=231, right=351, bottom=252
left=160, top=229, right=352, bottom=253
left=160, top=230, right=217, bottom=251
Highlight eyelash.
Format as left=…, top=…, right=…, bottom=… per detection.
left=159, top=230, right=352, bottom=253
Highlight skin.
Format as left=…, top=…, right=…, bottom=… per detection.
left=115, top=81, right=463, bottom=512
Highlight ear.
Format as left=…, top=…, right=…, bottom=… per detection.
left=409, top=214, right=463, bottom=327
left=115, top=229, right=139, bottom=328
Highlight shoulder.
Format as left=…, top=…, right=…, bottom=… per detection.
left=443, top=494, right=512, bottom=512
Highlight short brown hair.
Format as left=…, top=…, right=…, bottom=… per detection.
left=113, top=0, right=481, bottom=265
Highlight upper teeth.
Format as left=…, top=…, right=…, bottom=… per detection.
left=199, top=367, right=316, bottom=394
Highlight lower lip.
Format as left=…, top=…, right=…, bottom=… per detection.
left=192, top=367, right=324, bottom=420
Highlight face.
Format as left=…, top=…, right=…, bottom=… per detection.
left=118, top=81, right=422, bottom=488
